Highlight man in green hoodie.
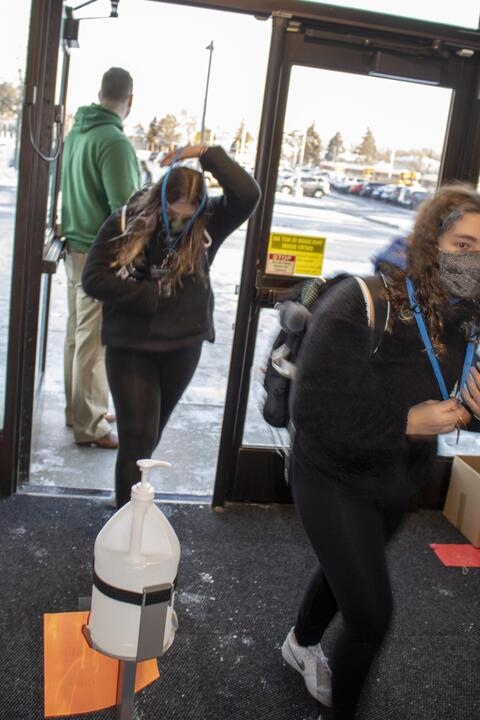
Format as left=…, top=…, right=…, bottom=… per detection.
left=61, top=67, right=140, bottom=448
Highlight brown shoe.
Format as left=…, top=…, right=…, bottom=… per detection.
left=77, top=432, right=119, bottom=449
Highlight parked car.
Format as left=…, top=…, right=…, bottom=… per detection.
left=378, top=184, right=398, bottom=202
left=406, top=189, right=431, bottom=209
left=301, top=176, right=331, bottom=198
left=347, top=182, right=366, bottom=195
left=395, top=186, right=414, bottom=207
left=386, top=186, right=406, bottom=205
left=335, top=177, right=364, bottom=192
left=370, top=184, right=388, bottom=200
left=277, top=174, right=330, bottom=197
left=359, top=182, right=383, bottom=197
left=277, top=174, right=298, bottom=194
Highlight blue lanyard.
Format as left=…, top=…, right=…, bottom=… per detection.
left=160, top=148, right=208, bottom=258
left=406, top=277, right=476, bottom=400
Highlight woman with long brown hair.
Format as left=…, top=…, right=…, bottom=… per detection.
left=83, top=144, right=260, bottom=507
left=282, top=183, right=480, bottom=719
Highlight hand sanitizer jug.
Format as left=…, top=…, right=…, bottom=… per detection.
left=86, top=459, right=180, bottom=660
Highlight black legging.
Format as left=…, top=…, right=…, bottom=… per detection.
left=106, top=344, right=202, bottom=507
left=290, top=451, right=406, bottom=720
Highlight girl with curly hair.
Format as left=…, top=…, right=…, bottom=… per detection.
left=82, top=144, right=260, bottom=507
left=282, top=183, right=480, bottom=719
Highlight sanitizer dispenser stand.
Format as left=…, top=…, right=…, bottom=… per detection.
left=82, top=459, right=180, bottom=720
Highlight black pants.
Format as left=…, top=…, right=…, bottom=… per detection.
left=106, top=344, right=202, bottom=507
left=290, top=452, right=406, bottom=720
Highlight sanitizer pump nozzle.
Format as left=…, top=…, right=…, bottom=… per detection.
left=132, top=459, right=171, bottom=500
left=127, top=459, right=172, bottom=564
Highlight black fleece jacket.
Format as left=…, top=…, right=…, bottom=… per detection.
left=291, top=276, right=471, bottom=504
left=82, top=146, right=260, bottom=351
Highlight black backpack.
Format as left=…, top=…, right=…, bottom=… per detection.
left=262, top=273, right=389, bottom=429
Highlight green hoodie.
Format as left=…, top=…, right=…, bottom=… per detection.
left=61, top=104, right=140, bottom=252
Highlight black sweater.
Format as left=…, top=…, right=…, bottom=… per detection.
left=291, top=276, right=472, bottom=504
left=82, top=146, right=260, bottom=351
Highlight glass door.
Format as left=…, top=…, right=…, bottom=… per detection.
left=213, top=13, right=480, bottom=505
left=243, top=65, right=452, bottom=448
left=26, top=0, right=271, bottom=498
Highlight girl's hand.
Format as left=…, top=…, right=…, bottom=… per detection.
left=461, top=363, right=480, bottom=419
left=160, top=144, right=209, bottom=167
left=406, top=398, right=466, bottom=436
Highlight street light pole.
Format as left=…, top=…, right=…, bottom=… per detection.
left=200, top=41, right=214, bottom=144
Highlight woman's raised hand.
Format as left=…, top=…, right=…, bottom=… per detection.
left=160, top=144, right=209, bottom=167
left=406, top=398, right=470, bottom=436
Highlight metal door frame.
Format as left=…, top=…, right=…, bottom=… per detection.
left=0, top=0, right=64, bottom=496
left=213, top=10, right=480, bottom=506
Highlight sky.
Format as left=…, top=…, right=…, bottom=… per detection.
left=302, top=0, right=478, bottom=26
left=285, top=66, right=453, bottom=152
left=1, top=0, right=478, bottom=154
left=64, top=1, right=272, bottom=141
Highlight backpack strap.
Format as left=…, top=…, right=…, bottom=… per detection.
left=354, top=274, right=389, bottom=353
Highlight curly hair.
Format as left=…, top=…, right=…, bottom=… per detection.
left=379, top=183, right=480, bottom=354
left=113, top=166, right=208, bottom=289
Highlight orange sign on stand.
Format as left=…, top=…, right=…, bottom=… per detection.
left=43, top=611, right=160, bottom=718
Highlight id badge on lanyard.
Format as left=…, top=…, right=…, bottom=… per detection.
left=406, top=278, right=479, bottom=456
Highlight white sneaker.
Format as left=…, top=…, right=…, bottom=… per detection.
left=281, top=627, right=332, bottom=707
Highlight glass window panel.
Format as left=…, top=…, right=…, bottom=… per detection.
left=243, top=65, right=453, bottom=446
left=302, top=0, right=479, bottom=29
left=243, top=308, right=290, bottom=449
left=45, top=45, right=66, bottom=232
left=0, top=0, right=31, bottom=428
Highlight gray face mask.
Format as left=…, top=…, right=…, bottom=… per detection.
left=438, top=250, right=480, bottom=299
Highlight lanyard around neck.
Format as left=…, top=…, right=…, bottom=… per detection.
left=406, top=277, right=476, bottom=400
left=160, top=147, right=208, bottom=259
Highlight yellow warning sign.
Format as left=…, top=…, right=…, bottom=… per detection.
left=266, top=232, right=326, bottom=277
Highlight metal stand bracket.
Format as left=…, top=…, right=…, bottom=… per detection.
left=80, top=583, right=173, bottom=720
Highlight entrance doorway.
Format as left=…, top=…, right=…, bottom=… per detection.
left=2, top=2, right=479, bottom=503
left=213, top=12, right=480, bottom=505
left=26, top=0, right=271, bottom=498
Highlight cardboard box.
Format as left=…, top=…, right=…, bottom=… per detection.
left=444, top=456, right=480, bottom=548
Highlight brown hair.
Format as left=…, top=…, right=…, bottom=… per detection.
left=100, top=67, right=133, bottom=102
left=114, top=166, right=208, bottom=288
left=381, top=183, right=480, bottom=353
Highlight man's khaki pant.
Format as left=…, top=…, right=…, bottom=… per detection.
left=64, top=249, right=111, bottom=443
